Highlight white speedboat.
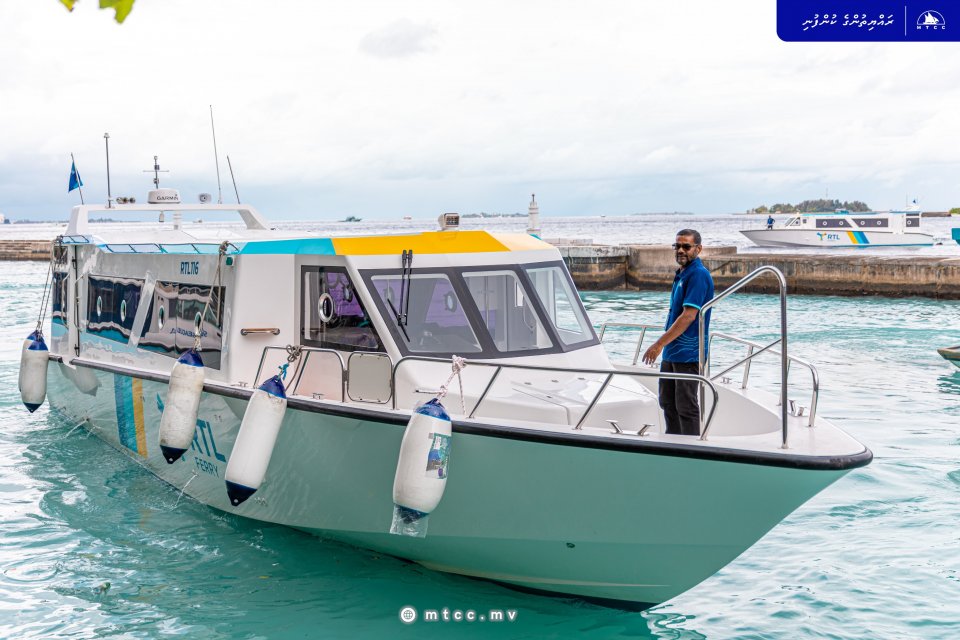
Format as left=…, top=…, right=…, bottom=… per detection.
left=24, top=183, right=871, bottom=608
left=742, top=207, right=932, bottom=247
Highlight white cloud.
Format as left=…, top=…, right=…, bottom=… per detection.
left=359, top=19, right=439, bottom=58
left=0, top=1, right=958, bottom=220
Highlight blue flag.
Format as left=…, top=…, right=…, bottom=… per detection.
left=68, top=161, right=83, bottom=192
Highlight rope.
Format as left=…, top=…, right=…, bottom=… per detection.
left=34, top=236, right=66, bottom=339
left=194, top=241, right=237, bottom=351
left=172, top=472, right=199, bottom=509
left=434, top=355, right=467, bottom=415
left=284, top=344, right=303, bottom=363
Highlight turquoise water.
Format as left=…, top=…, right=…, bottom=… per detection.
left=4, top=259, right=960, bottom=638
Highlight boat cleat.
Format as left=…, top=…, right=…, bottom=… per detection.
left=789, top=400, right=806, bottom=417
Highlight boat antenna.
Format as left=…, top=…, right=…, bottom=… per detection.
left=226, top=155, right=241, bottom=204
left=210, top=105, right=223, bottom=204
left=103, top=133, right=113, bottom=208
left=143, top=155, right=168, bottom=188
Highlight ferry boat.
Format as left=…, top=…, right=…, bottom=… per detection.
left=25, top=185, right=871, bottom=608
left=741, top=207, right=932, bottom=247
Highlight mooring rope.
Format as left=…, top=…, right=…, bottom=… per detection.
left=194, top=241, right=237, bottom=352
left=172, top=472, right=200, bottom=509
left=34, top=236, right=66, bottom=339
left=58, top=419, right=89, bottom=440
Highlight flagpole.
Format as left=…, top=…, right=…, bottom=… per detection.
left=104, top=133, right=113, bottom=208
left=71, top=153, right=85, bottom=205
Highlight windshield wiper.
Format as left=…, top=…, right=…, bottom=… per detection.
left=389, top=249, right=413, bottom=341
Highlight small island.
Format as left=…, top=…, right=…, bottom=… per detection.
left=460, top=212, right=526, bottom=219
left=749, top=199, right=870, bottom=214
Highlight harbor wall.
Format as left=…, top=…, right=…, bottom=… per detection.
left=560, top=243, right=960, bottom=299
left=0, top=240, right=51, bottom=261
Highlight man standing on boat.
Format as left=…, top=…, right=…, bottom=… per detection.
left=642, top=230, right=714, bottom=436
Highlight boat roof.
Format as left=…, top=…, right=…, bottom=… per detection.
left=239, top=230, right=552, bottom=255
left=62, top=200, right=554, bottom=256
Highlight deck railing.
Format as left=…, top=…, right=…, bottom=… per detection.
left=390, top=355, right=720, bottom=435
left=598, top=266, right=800, bottom=447
left=253, top=345, right=346, bottom=400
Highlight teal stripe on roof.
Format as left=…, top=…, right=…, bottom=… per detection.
left=239, top=238, right=336, bottom=255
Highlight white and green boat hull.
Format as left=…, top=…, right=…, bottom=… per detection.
left=48, top=362, right=860, bottom=607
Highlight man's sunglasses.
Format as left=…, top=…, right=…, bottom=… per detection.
left=672, top=242, right=697, bottom=251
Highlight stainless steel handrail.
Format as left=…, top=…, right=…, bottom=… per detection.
left=709, top=332, right=819, bottom=428
left=699, top=266, right=790, bottom=448
left=253, top=346, right=346, bottom=396
left=598, top=322, right=662, bottom=365
left=390, top=355, right=721, bottom=438
left=293, top=348, right=347, bottom=401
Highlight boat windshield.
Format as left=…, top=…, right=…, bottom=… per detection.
left=523, top=264, right=594, bottom=346
left=462, top=270, right=552, bottom=352
left=363, top=261, right=597, bottom=357
left=369, top=273, right=483, bottom=354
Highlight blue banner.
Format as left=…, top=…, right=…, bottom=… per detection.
left=778, top=1, right=956, bottom=41
left=68, top=160, right=83, bottom=192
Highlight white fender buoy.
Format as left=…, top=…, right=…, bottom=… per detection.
left=60, top=362, right=99, bottom=396
left=158, top=349, right=205, bottom=464
left=19, top=331, right=49, bottom=413
left=224, top=375, right=287, bottom=506
left=391, top=398, right=452, bottom=537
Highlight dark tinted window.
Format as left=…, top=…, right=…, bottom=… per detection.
left=86, top=276, right=143, bottom=344
left=370, top=273, right=482, bottom=354
left=52, top=271, right=68, bottom=326
left=138, top=281, right=224, bottom=369
left=302, top=267, right=383, bottom=352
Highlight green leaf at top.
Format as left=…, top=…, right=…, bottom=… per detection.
left=99, top=0, right=135, bottom=23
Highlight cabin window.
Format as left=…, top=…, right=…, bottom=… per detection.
left=86, top=276, right=144, bottom=344
left=370, top=273, right=482, bottom=354
left=301, top=267, right=383, bottom=352
left=462, top=270, right=552, bottom=352
left=52, top=271, right=69, bottom=326
left=524, top=265, right=595, bottom=346
left=138, top=281, right=224, bottom=369
left=817, top=218, right=850, bottom=228
left=853, top=218, right=888, bottom=228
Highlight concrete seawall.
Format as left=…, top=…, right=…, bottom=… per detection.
left=0, top=240, right=51, bottom=261
left=5, top=239, right=960, bottom=299
left=560, top=244, right=960, bottom=299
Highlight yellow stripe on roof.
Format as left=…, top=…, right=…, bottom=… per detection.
left=331, top=231, right=552, bottom=256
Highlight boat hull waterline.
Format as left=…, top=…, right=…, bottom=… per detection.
left=48, top=363, right=857, bottom=606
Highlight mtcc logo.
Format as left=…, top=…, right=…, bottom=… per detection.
left=917, top=10, right=946, bottom=30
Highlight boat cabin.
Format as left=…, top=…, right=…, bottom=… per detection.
left=52, top=198, right=656, bottom=431
left=780, top=208, right=922, bottom=232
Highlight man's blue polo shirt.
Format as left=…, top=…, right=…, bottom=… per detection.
left=663, top=257, right=714, bottom=363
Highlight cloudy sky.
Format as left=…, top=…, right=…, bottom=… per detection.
left=1, top=0, right=959, bottom=220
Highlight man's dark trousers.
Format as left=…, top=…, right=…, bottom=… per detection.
left=659, top=361, right=701, bottom=436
